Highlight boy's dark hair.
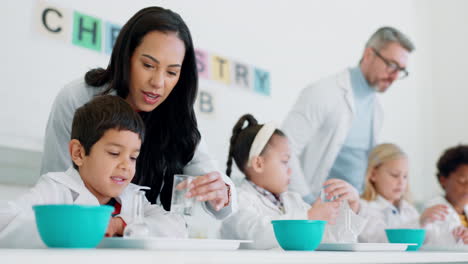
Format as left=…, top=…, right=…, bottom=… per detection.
left=226, top=114, right=285, bottom=177
left=71, top=95, right=145, bottom=169
left=436, top=145, right=468, bottom=180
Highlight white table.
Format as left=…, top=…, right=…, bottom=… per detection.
left=2, top=249, right=468, bottom=264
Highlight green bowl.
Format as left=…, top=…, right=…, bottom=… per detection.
left=385, top=228, right=426, bottom=251
left=272, top=220, right=326, bottom=251
left=33, top=204, right=113, bottom=248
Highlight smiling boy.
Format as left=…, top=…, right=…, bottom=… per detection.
left=0, top=95, right=186, bottom=248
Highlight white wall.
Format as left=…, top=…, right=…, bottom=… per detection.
left=1, top=0, right=465, bottom=204
left=399, top=0, right=468, bottom=201
left=425, top=0, right=468, bottom=174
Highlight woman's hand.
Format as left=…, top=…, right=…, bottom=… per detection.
left=185, top=172, right=229, bottom=211
left=105, top=217, right=125, bottom=237
left=452, top=226, right=468, bottom=244
left=420, top=204, right=449, bottom=226
left=322, top=178, right=360, bottom=213
left=308, top=197, right=340, bottom=224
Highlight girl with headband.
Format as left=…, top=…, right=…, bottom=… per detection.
left=220, top=114, right=366, bottom=249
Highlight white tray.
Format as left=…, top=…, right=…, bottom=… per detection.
left=98, top=237, right=252, bottom=250
left=316, top=243, right=415, bottom=251
left=420, top=244, right=468, bottom=252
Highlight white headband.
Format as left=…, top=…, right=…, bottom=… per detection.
left=247, top=122, right=277, bottom=167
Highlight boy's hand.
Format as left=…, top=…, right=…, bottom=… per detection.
left=420, top=204, right=449, bottom=226
left=307, top=197, right=340, bottom=224
left=322, top=178, right=360, bottom=213
left=105, top=217, right=125, bottom=237
left=452, top=226, right=468, bottom=244
left=185, top=172, right=229, bottom=211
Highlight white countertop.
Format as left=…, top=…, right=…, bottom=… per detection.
left=2, top=249, right=468, bottom=264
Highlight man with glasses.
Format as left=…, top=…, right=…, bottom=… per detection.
left=282, top=27, right=415, bottom=205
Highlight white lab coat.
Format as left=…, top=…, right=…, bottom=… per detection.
left=282, top=69, right=383, bottom=199
left=423, top=196, right=468, bottom=245
left=358, top=196, right=420, bottom=243
left=40, top=78, right=237, bottom=220
left=0, top=168, right=187, bottom=248
left=220, top=179, right=366, bottom=249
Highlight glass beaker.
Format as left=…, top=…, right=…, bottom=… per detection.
left=123, top=190, right=150, bottom=238
left=171, top=174, right=195, bottom=216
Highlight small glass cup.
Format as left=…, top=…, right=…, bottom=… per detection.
left=320, top=186, right=337, bottom=202
left=171, top=174, right=195, bottom=216
left=123, top=190, right=150, bottom=238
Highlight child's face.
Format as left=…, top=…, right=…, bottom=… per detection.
left=255, top=135, right=292, bottom=195
left=370, top=157, right=408, bottom=205
left=78, top=129, right=141, bottom=204
left=440, top=164, right=468, bottom=209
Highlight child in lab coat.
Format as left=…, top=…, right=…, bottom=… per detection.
left=220, top=114, right=366, bottom=249
left=0, top=95, right=186, bottom=248
left=359, top=143, right=445, bottom=243
left=423, top=145, right=468, bottom=245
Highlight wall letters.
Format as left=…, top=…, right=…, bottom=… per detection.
left=35, top=1, right=272, bottom=116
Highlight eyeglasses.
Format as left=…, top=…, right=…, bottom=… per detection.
left=372, top=48, right=409, bottom=80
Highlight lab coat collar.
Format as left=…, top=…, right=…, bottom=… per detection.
left=374, top=195, right=409, bottom=213
left=46, top=168, right=100, bottom=204
left=338, top=68, right=355, bottom=114
left=46, top=167, right=150, bottom=206
left=241, top=179, right=285, bottom=214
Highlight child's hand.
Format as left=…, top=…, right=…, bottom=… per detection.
left=419, top=204, right=449, bottom=226
left=307, top=197, right=340, bottom=224
left=322, top=178, right=360, bottom=213
left=105, top=217, right=125, bottom=237
left=185, top=172, right=229, bottom=211
left=452, top=226, right=468, bottom=244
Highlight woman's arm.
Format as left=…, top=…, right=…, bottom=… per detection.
left=183, top=139, right=237, bottom=220
left=40, top=89, right=75, bottom=174
left=41, top=80, right=95, bottom=174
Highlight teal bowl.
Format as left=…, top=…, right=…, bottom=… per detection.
left=385, top=228, right=426, bottom=251
left=33, top=204, right=113, bottom=248
left=272, top=220, right=326, bottom=251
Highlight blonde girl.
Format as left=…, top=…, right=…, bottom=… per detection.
left=359, top=143, right=446, bottom=242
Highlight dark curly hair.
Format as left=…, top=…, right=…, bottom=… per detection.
left=436, top=145, right=468, bottom=180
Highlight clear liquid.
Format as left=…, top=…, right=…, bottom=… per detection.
left=171, top=175, right=195, bottom=216
left=171, top=204, right=193, bottom=215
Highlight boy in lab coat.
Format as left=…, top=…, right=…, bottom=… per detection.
left=220, top=114, right=366, bottom=249
left=359, top=143, right=447, bottom=243
left=423, top=145, right=468, bottom=245
left=0, top=95, right=186, bottom=248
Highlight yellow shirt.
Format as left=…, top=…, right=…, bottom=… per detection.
left=459, top=213, right=468, bottom=227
